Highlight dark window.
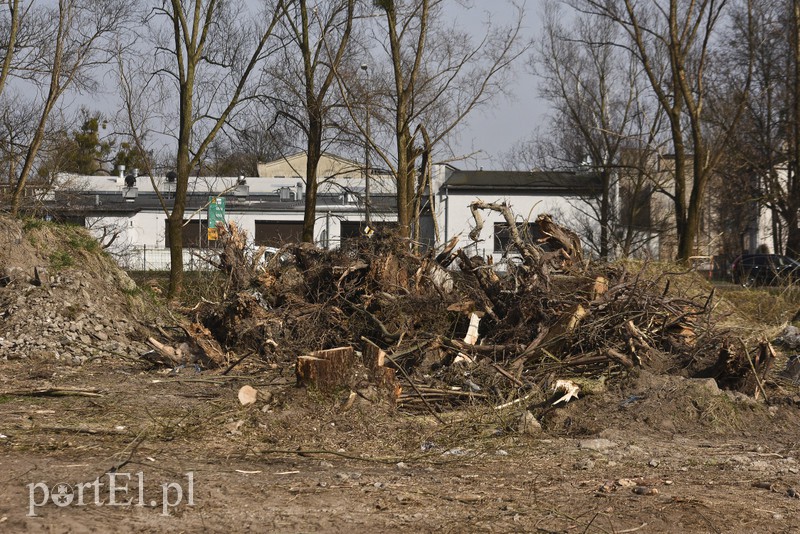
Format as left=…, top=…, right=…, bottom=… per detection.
left=164, top=219, right=211, bottom=248
left=340, top=221, right=363, bottom=241
left=254, top=221, right=303, bottom=247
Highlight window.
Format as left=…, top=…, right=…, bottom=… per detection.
left=254, top=221, right=303, bottom=247
left=340, top=221, right=363, bottom=241
left=164, top=219, right=212, bottom=248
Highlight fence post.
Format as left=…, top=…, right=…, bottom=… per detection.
left=143, top=244, right=146, bottom=271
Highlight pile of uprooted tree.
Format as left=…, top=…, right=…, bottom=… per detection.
left=158, top=202, right=776, bottom=412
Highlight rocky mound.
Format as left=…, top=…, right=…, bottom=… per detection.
left=0, top=218, right=152, bottom=363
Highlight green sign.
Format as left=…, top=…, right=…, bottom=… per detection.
left=208, top=196, right=226, bottom=229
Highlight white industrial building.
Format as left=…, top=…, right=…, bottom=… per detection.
left=46, top=153, right=603, bottom=270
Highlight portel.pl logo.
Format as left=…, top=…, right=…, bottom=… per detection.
left=27, top=471, right=194, bottom=517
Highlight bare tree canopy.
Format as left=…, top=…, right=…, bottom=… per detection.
left=366, top=0, right=529, bottom=239
left=521, top=0, right=669, bottom=259
left=266, top=0, right=356, bottom=243
left=541, top=0, right=754, bottom=262
left=6, top=0, right=133, bottom=216
left=118, top=0, right=287, bottom=298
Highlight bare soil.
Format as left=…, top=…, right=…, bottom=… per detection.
left=2, top=354, right=800, bottom=533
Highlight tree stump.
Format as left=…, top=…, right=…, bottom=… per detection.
left=296, top=347, right=356, bottom=392
left=362, top=342, right=402, bottom=403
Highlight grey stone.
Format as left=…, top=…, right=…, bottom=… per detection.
left=578, top=438, right=617, bottom=452
left=517, top=411, right=542, bottom=435
left=687, top=377, right=721, bottom=396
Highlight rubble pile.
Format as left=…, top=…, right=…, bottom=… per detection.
left=0, top=219, right=152, bottom=364
left=194, top=204, right=774, bottom=411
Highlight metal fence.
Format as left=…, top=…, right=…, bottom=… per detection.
left=114, top=246, right=219, bottom=271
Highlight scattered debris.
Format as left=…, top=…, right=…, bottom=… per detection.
left=775, top=326, right=800, bottom=349
left=578, top=439, right=617, bottom=452
left=0, top=387, right=103, bottom=398
left=517, top=411, right=542, bottom=435
left=238, top=385, right=258, bottom=406
left=552, top=379, right=581, bottom=405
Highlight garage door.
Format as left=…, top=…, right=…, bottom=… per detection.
left=254, top=221, right=303, bottom=247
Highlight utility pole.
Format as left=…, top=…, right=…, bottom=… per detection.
left=361, top=63, right=371, bottom=228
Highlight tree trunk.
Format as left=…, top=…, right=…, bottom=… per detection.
left=679, top=143, right=709, bottom=261
left=168, top=154, right=190, bottom=299
left=9, top=0, right=63, bottom=217
left=395, top=123, right=413, bottom=238
left=789, top=0, right=800, bottom=258
left=0, top=0, right=19, bottom=101
left=9, top=118, right=49, bottom=216
left=303, top=118, right=321, bottom=243
left=671, top=121, right=691, bottom=262
left=169, top=50, right=195, bottom=299
left=599, top=169, right=611, bottom=260
left=786, top=212, right=800, bottom=257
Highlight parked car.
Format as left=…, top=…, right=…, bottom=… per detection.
left=731, top=254, right=800, bottom=286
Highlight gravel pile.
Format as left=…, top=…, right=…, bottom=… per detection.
left=0, top=218, right=152, bottom=364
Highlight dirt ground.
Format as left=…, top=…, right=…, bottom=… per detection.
left=2, top=353, right=800, bottom=534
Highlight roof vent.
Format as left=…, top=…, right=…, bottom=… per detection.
left=235, top=176, right=249, bottom=198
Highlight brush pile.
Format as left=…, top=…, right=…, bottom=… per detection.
left=187, top=203, right=774, bottom=412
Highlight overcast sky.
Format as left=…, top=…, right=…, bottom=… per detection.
left=447, top=1, right=546, bottom=170
left=72, top=0, right=547, bottom=173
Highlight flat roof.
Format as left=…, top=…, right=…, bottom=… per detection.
left=443, top=169, right=603, bottom=193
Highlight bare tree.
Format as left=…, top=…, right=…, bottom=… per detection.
left=0, top=100, right=36, bottom=186
left=571, top=0, right=752, bottom=262
left=203, top=113, right=287, bottom=177
left=265, top=0, right=356, bottom=243
left=785, top=0, right=800, bottom=256
left=8, top=0, right=131, bottom=216
left=367, top=0, right=527, bottom=239
left=120, top=0, right=287, bottom=298
left=525, top=0, right=671, bottom=259
left=0, top=0, right=20, bottom=99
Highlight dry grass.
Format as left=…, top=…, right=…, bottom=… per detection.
left=715, top=283, right=800, bottom=331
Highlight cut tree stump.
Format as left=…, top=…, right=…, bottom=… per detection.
left=362, top=341, right=402, bottom=403
left=296, top=347, right=356, bottom=393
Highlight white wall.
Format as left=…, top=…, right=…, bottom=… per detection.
left=97, top=208, right=398, bottom=252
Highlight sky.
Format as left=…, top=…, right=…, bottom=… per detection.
left=445, top=1, right=547, bottom=170
left=69, top=0, right=548, bottom=173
